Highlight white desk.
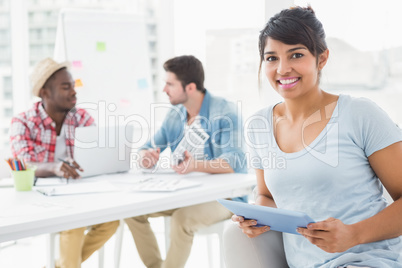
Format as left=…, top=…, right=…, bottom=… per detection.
left=0, top=171, right=255, bottom=243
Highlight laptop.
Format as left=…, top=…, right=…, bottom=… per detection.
left=73, top=125, right=134, bottom=178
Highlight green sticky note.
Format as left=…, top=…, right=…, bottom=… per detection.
left=96, top=42, right=106, bottom=52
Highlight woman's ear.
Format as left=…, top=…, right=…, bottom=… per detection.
left=318, top=49, right=329, bottom=70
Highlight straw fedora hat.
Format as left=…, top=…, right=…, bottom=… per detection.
left=30, top=57, right=70, bottom=97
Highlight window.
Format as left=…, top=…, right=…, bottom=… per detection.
left=173, top=0, right=265, bottom=118
left=4, top=108, right=12, bottom=117
left=3, top=76, right=12, bottom=100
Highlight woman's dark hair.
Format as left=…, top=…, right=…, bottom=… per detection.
left=163, top=55, right=206, bottom=93
left=258, top=6, right=327, bottom=77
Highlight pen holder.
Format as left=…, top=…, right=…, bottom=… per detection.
left=11, top=167, right=36, bottom=191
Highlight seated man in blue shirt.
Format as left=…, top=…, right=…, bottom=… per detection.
left=125, top=55, right=246, bottom=268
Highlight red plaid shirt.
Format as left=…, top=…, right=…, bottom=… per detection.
left=10, top=102, right=95, bottom=163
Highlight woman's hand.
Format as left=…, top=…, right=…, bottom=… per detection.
left=231, top=214, right=270, bottom=238
left=297, top=217, right=359, bottom=253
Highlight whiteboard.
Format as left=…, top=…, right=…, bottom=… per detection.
left=54, top=9, right=154, bottom=126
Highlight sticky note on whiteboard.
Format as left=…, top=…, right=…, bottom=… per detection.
left=137, top=78, right=148, bottom=89
left=72, top=60, right=83, bottom=68
left=96, top=42, right=106, bottom=52
left=75, top=79, right=83, bottom=87
left=120, top=99, right=130, bottom=106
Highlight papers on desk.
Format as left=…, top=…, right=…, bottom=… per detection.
left=0, top=202, right=71, bottom=218
left=171, top=120, right=209, bottom=166
left=129, top=178, right=202, bottom=192
left=34, top=177, right=99, bottom=186
left=0, top=177, right=13, bottom=188
left=141, top=166, right=175, bottom=174
left=34, top=177, right=68, bottom=186
left=35, top=181, right=119, bottom=196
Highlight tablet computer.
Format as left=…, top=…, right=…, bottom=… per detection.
left=218, top=199, right=315, bottom=235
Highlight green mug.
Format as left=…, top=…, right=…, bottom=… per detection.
left=11, top=167, right=36, bottom=191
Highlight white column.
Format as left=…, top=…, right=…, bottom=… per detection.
left=10, top=0, right=30, bottom=115
left=155, top=0, right=175, bottom=101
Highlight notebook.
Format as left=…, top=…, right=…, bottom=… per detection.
left=73, top=125, right=134, bottom=178
left=36, top=181, right=119, bottom=196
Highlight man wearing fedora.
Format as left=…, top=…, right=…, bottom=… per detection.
left=9, top=57, right=119, bottom=268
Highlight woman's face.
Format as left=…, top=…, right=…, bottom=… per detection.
left=263, top=37, right=328, bottom=100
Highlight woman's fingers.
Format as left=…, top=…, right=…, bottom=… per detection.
left=231, top=215, right=270, bottom=238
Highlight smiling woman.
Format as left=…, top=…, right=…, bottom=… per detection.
left=223, top=5, right=402, bottom=268
left=262, top=41, right=327, bottom=100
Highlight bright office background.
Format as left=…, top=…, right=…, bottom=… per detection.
left=1, top=0, right=402, bottom=153
left=1, top=0, right=402, bottom=267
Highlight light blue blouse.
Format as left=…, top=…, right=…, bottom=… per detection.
left=247, top=94, right=402, bottom=268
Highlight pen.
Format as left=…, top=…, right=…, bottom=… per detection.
left=58, top=158, right=74, bottom=166
left=14, top=159, right=19, bottom=171
left=57, top=158, right=75, bottom=183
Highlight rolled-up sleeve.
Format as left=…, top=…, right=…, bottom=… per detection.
left=9, top=117, right=37, bottom=162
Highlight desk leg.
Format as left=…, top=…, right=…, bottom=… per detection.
left=46, top=233, right=56, bottom=268
left=164, top=217, right=171, bottom=253
left=98, top=246, right=105, bottom=268
left=114, top=219, right=125, bottom=268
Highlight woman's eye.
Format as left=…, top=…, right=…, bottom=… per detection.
left=265, top=56, right=277, bottom=62
left=292, top=53, right=303, bottom=59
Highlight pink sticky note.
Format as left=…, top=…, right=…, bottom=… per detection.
left=72, top=60, right=83, bottom=68
left=120, top=99, right=130, bottom=106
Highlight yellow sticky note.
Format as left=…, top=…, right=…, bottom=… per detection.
left=75, top=79, right=83, bottom=87
left=96, top=42, right=106, bottom=52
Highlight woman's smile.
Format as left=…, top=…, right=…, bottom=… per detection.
left=277, top=77, right=300, bottom=89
